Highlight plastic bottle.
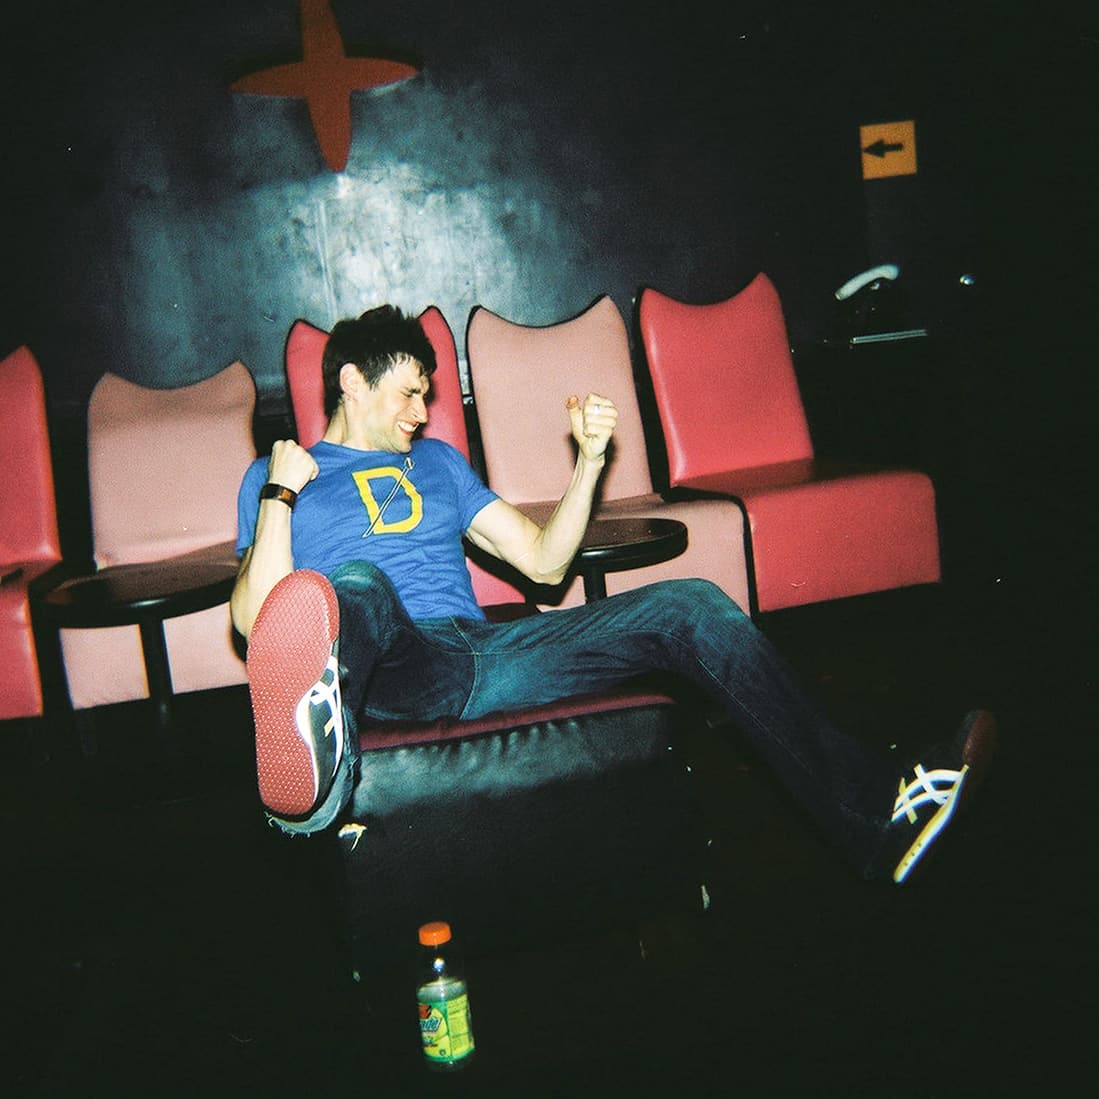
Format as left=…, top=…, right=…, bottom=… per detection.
left=416, top=921, right=475, bottom=1071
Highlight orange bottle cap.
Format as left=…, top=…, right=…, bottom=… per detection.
left=418, top=921, right=452, bottom=946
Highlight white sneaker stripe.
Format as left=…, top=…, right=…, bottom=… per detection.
left=891, top=763, right=971, bottom=883
left=307, top=657, right=342, bottom=740
left=293, top=651, right=344, bottom=798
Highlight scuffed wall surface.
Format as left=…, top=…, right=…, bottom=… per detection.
left=1, top=1, right=982, bottom=414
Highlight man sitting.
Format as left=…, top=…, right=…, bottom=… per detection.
left=232, top=305, right=996, bottom=884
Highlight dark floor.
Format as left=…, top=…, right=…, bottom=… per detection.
left=1, top=572, right=1093, bottom=1097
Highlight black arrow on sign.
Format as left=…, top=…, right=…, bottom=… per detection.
left=863, top=139, right=905, bottom=158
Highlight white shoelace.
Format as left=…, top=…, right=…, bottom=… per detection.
left=892, top=763, right=968, bottom=823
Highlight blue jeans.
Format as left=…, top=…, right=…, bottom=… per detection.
left=304, top=561, right=894, bottom=875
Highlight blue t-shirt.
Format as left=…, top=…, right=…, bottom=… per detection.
left=236, top=438, right=498, bottom=621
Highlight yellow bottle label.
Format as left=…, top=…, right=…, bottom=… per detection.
left=418, top=991, right=474, bottom=1063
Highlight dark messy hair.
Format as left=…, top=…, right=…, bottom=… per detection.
left=321, top=306, right=437, bottom=417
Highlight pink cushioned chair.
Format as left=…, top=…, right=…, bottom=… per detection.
left=270, top=312, right=713, bottom=958
left=55, top=363, right=256, bottom=709
left=465, top=297, right=752, bottom=610
left=284, top=308, right=526, bottom=607
left=0, top=346, right=62, bottom=720
left=637, top=273, right=941, bottom=612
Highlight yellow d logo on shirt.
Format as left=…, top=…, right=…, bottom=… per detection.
left=353, top=467, right=423, bottom=534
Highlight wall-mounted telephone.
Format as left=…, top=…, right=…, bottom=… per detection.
left=834, top=264, right=900, bottom=301
left=832, top=264, right=924, bottom=343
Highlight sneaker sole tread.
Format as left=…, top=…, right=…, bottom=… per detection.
left=246, top=571, right=340, bottom=818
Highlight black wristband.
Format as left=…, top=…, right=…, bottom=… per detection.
left=259, top=483, right=299, bottom=509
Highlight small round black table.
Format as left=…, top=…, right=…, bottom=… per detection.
left=573, top=517, right=688, bottom=601
left=40, top=555, right=239, bottom=731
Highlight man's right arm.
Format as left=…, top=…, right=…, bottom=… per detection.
left=231, top=440, right=319, bottom=640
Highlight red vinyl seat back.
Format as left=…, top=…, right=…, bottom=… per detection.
left=284, top=319, right=329, bottom=448
left=286, top=308, right=472, bottom=458
left=639, top=273, right=814, bottom=486
left=1, top=345, right=61, bottom=719
left=283, top=308, right=524, bottom=605
left=1, top=346, right=61, bottom=569
left=417, top=305, right=472, bottom=458
left=637, top=275, right=940, bottom=611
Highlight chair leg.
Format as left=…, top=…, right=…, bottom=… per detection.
left=74, top=708, right=98, bottom=757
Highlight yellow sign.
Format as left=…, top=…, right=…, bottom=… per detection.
left=860, top=120, right=917, bottom=179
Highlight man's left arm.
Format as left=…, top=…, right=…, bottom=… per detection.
left=466, top=393, right=616, bottom=586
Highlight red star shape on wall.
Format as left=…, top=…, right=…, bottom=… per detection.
left=232, top=0, right=418, bottom=171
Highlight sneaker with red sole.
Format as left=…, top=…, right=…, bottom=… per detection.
left=246, top=569, right=344, bottom=819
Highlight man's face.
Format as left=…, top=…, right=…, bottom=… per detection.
left=355, top=356, right=430, bottom=453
